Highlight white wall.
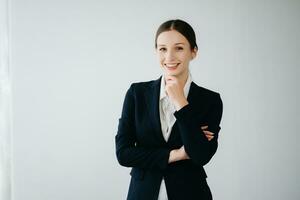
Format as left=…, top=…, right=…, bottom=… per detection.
left=9, top=0, right=300, bottom=199
left=0, top=0, right=12, bottom=200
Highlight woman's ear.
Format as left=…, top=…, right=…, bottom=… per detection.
left=191, top=47, right=198, bottom=60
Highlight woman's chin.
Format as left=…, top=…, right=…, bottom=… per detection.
left=164, top=69, right=179, bottom=76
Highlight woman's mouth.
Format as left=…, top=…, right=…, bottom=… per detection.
left=164, top=63, right=180, bottom=70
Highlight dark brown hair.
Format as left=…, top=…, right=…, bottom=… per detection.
left=155, top=19, right=198, bottom=50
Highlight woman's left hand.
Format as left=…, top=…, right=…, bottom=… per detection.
left=165, top=75, right=188, bottom=110
left=168, top=145, right=190, bottom=163
left=201, top=125, right=215, bottom=141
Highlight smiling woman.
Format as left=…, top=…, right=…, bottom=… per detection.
left=115, top=19, right=223, bottom=200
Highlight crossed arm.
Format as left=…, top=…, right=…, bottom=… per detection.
left=115, top=84, right=223, bottom=170
left=168, top=125, right=215, bottom=163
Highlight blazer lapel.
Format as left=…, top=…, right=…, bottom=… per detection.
left=144, top=76, right=167, bottom=145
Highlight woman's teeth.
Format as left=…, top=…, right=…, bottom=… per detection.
left=165, top=63, right=179, bottom=68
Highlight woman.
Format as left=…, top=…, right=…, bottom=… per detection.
left=115, top=19, right=223, bottom=200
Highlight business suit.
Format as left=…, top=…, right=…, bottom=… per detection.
left=115, top=75, right=223, bottom=200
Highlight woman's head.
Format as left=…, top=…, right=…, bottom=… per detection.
left=155, top=19, right=198, bottom=78
left=155, top=19, right=198, bottom=50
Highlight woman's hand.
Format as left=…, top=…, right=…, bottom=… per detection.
left=168, top=146, right=190, bottom=163
left=165, top=75, right=188, bottom=111
left=201, top=125, right=215, bottom=141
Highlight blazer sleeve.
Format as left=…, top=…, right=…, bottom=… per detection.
left=115, top=84, right=171, bottom=170
left=173, top=93, right=223, bottom=166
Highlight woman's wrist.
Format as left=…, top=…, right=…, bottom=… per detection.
left=174, top=98, right=189, bottom=111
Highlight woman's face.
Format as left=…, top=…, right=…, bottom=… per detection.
left=156, top=30, right=197, bottom=77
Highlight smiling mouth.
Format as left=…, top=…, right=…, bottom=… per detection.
left=164, top=63, right=180, bottom=69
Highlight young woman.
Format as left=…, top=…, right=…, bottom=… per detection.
left=115, top=19, right=223, bottom=200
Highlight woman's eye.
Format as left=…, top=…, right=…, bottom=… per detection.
left=176, top=47, right=183, bottom=50
left=159, top=48, right=166, bottom=52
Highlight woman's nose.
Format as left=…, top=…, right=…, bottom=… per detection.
left=165, top=50, right=176, bottom=61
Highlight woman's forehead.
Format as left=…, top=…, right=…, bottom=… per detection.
left=157, top=30, right=188, bottom=46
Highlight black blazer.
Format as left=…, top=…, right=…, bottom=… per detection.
left=115, top=76, right=223, bottom=200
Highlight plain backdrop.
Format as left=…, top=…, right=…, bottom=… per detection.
left=10, top=0, right=299, bottom=199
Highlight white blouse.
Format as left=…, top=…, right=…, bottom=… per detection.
left=157, top=72, right=192, bottom=200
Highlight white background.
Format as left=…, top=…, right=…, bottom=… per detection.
left=8, top=0, right=300, bottom=199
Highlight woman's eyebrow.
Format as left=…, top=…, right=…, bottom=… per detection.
left=157, top=43, right=185, bottom=47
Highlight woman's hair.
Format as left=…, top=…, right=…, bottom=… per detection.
left=155, top=19, right=198, bottom=50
